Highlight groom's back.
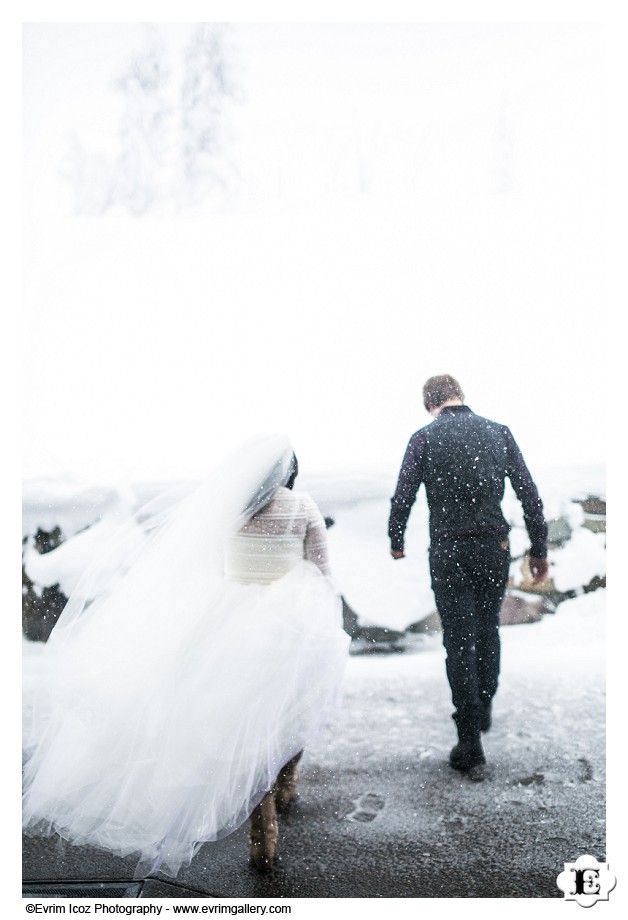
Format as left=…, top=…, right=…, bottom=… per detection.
left=419, top=406, right=511, bottom=541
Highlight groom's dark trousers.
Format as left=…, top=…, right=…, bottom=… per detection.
left=429, top=534, right=511, bottom=735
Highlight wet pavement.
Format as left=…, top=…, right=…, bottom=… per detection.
left=22, top=746, right=605, bottom=899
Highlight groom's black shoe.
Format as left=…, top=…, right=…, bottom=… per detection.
left=449, top=735, right=486, bottom=772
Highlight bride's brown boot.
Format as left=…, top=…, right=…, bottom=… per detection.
left=248, top=792, right=278, bottom=872
left=274, top=751, right=303, bottom=813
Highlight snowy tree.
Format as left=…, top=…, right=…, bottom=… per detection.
left=180, top=24, right=239, bottom=205
left=113, top=27, right=173, bottom=215
left=63, top=24, right=238, bottom=216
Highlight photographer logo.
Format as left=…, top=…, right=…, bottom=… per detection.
left=556, top=855, right=616, bottom=907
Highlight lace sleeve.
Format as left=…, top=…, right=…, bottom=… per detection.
left=303, top=494, right=332, bottom=576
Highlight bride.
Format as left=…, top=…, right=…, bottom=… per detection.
left=22, top=435, right=350, bottom=877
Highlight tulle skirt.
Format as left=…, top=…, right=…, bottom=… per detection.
left=22, top=561, right=349, bottom=877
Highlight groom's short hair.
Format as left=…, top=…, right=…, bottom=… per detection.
left=423, top=375, right=465, bottom=411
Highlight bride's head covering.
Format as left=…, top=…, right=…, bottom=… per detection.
left=243, top=448, right=298, bottom=519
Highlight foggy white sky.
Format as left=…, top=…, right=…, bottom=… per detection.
left=22, top=20, right=605, bottom=484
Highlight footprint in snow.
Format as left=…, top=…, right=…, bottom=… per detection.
left=345, top=793, right=385, bottom=823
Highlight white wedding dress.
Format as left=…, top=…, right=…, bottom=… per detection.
left=22, top=436, right=350, bottom=877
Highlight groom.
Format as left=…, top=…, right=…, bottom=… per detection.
left=388, top=375, right=549, bottom=774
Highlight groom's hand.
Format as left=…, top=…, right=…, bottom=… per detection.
left=529, top=557, right=549, bottom=584
left=390, top=549, right=406, bottom=559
